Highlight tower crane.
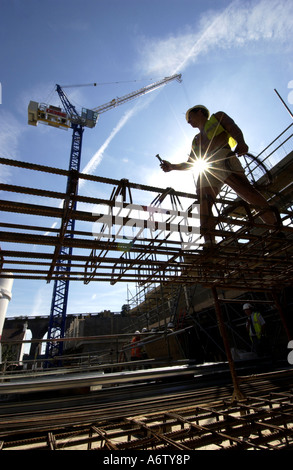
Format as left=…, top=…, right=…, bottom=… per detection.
left=28, top=73, right=182, bottom=364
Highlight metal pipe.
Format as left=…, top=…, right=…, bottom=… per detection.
left=272, top=290, right=292, bottom=341
left=211, top=287, right=245, bottom=401
left=274, top=89, right=293, bottom=119
left=0, top=363, right=198, bottom=394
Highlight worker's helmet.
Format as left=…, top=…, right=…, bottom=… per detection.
left=186, top=105, right=210, bottom=121
left=134, top=330, right=140, bottom=334
left=243, top=303, right=253, bottom=310
left=167, top=322, right=174, bottom=328
left=142, top=327, right=148, bottom=332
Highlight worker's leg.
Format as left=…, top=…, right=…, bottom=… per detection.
left=197, top=184, right=220, bottom=244
left=225, top=172, right=279, bottom=226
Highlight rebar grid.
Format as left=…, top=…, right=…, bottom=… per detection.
left=2, top=391, right=293, bottom=450
left=0, top=155, right=292, bottom=290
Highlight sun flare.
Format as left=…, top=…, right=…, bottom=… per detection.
left=193, top=157, right=210, bottom=175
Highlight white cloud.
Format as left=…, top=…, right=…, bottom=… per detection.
left=80, top=94, right=157, bottom=181
left=80, top=107, right=137, bottom=178
left=0, top=112, right=27, bottom=183
left=0, top=164, right=12, bottom=184
left=137, top=0, right=293, bottom=76
left=29, top=284, right=52, bottom=317
left=0, top=112, right=25, bottom=160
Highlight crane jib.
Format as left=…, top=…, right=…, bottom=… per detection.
left=28, top=74, right=182, bottom=130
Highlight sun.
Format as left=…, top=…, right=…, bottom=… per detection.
left=193, top=157, right=210, bottom=175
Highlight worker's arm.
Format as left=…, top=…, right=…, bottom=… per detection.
left=215, top=111, right=249, bottom=155
left=160, top=160, right=192, bottom=172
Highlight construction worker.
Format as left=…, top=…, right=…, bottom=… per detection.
left=140, top=328, right=149, bottom=361
left=131, top=330, right=142, bottom=362
left=243, top=303, right=266, bottom=356
left=160, top=105, right=281, bottom=247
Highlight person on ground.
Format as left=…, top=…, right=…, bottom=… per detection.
left=243, top=303, right=267, bottom=356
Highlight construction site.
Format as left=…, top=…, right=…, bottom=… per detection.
left=0, top=77, right=293, bottom=452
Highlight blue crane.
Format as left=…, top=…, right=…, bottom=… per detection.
left=28, top=74, right=182, bottom=364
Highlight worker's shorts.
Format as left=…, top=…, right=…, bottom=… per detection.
left=197, top=148, right=245, bottom=191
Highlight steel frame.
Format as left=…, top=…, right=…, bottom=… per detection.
left=1, top=146, right=292, bottom=394
left=0, top=127, right=293, bottom=394
left=0, top=155, right=292, bottom=291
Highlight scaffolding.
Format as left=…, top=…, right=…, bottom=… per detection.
left=0, top=156, right=292, bottom=287
left=0, top=122, right=293, bottom=399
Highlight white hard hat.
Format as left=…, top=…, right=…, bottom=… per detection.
left=186, top=105, right=210, bottom=121
left=134, top=330, right=140, bottom=334
left=243, top=303, right=253, bottom=310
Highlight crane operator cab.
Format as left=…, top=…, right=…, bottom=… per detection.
left=81, top=108, right=98, bottom=128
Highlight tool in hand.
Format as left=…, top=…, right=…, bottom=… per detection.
left=155, top=154, right=163, bottom=163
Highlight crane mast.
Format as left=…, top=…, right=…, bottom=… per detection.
left=45, top=124, right=83, bottom=364
left=28, top=74, right=182, bottom=365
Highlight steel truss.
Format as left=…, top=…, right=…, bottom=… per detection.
left=0, top=158, right=293, bottom=290
left=0, top=153, right=292, bottom=291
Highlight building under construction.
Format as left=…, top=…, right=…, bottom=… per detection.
left=0, top=97, right=293, bottom=450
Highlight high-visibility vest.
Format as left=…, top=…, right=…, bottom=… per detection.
left=131, top=336, right=141, bottom=358
left=191, top=114, right=237, bottom=157
left=249, top=312, right=264, bottom=340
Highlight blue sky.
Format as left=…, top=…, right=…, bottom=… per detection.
left=0, top=0, right=293, bottom=318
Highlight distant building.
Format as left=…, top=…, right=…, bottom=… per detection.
left=1, top=321, right=28, bottom=367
